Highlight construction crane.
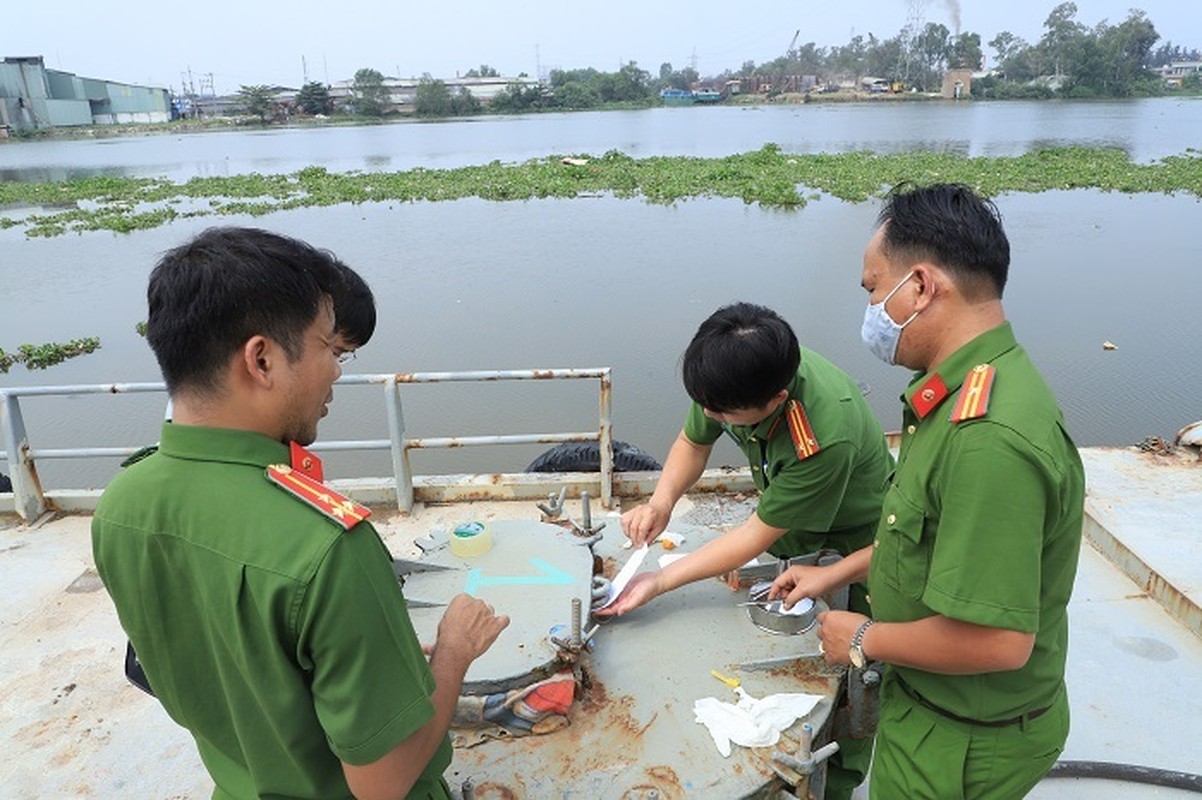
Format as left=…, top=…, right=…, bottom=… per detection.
left=770, top=29, right=801, bottom=95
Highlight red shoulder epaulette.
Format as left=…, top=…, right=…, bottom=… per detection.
left=266, top=464, right=371, bottom=530
left=785, top=399, right=821, bottom=460
left=949, top=364, right=996, bottom=423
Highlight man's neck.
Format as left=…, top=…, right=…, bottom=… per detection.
left=171, top=392, right=282, bottom=442
left=923, top=301, right=1006, bottom=373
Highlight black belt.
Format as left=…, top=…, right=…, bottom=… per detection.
left=898, top=676, right=1050, bottom=729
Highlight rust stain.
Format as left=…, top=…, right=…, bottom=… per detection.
left=471, top=782, right=519, bottom=800
left=641, top=765, right=685, bottom=799
left=763, top=656, right=843, bottom=690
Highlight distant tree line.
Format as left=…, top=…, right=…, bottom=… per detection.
left=733, top=3, right=1181, bottom=99
left=231, top=2, right=1195, bottom=124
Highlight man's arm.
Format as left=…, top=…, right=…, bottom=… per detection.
left=817, top=610, right=1035, bottom=674
left=341, top=595, right=508, bottom=799
left=600, top=510, right=785, bottom=616
left=622, top=431, right=712, bottom=546
left=770, top=544, right=873, bottom=609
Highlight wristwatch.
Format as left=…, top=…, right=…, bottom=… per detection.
left=849, top=619, right=875, bottom=668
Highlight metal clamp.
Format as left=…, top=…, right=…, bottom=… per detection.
left=537, top=486, right=567, bottom=519
left=565, top=490, right=606, bottom=543
left=772, top=722, right=840, bottom=775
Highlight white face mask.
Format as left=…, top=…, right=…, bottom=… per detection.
left=861, top=271, right=919, bottom=365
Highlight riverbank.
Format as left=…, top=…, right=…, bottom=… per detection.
left=11, top=87, right=1197, bottom=147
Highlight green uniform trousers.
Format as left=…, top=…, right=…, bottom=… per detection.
left=869, top=672, right=1068, bottom=800
left=822, top=581, right=873, bottom=800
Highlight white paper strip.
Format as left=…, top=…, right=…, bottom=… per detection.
left=597, top=544, right=649, bottom=609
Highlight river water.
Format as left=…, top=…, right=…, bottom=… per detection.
left=2, top=98, right=1200, bottom=489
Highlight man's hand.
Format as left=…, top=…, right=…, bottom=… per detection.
left=621, top=502, right=671, bottom=548
left=431, top=594, right=509, bottom=665
left=816, top=610, right=868, bottom=666
left=769, top=564, right=835, bottom=610
left=593, top=572, right=664, bottom=617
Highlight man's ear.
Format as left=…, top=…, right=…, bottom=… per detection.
left=910, top=263, right=941, bottom=312
left=241, top=335, right=274, bottom=388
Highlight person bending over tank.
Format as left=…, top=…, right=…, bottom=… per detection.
left=93, top=227, right=508, bottom=799
left=598, top=301, right=892, bottom=800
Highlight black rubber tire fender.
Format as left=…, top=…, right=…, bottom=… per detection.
left=525, top=441, right=662, bottom=473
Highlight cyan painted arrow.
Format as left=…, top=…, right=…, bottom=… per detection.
left=463, top=557, right=575, bottom=596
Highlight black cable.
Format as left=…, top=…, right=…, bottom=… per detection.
left=1044, top=760, right=1202, bottom=793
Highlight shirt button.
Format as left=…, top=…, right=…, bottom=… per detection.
left=751, top=465, right=759, bottom=471
left=749, top=436, right=757, bottom=443
left=887, top=514, right=897, bottom=525
left=866, top=594, right=872, bottom=604
left=907, top=425, right=916, bottom=435
left=873, top=539, right=880, bottom=548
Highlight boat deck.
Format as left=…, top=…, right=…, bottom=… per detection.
left=1, top=445, right=1199, bottom=798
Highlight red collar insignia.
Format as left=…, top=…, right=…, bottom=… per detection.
left=911, top=374, right=949, bottom=419
left=290, top=442, right=324, bottom=482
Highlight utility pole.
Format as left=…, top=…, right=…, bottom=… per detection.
left=900, top=0, right=931, bottom=86
left=302, top=56, right=308, bottom=85
left=689, top=47, right=698, bottom=74
left=535, top=43, right=541, bottom=83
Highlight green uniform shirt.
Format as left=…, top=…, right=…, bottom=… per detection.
left=868, top=322, right=1084, bottom=721
left=684, top=347, right=893, bottom=557
left=93, top=423, right=451, bottom=800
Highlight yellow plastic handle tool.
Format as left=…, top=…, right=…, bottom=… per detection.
left=710, top=669, right=740, bottom=688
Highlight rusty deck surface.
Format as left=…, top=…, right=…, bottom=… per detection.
left=3, top=446, right=1201, bottom=798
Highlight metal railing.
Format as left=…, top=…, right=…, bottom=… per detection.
left=0, top=368, right=614, bottom=522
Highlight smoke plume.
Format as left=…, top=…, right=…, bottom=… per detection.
left=944, top=0, right=961, bottom=34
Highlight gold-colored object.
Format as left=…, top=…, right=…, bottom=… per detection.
left=710, top=669, right=741, bottom=688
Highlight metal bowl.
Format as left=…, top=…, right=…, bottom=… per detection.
left=746, top=597, right=819, bottom=636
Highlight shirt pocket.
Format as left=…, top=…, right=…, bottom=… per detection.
left=874, top=484, right=931, bottom=601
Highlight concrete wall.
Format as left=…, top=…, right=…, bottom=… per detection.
left=44, top=98, right=92, bottom=126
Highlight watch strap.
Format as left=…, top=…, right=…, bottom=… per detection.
left=850, top=619, right=875, bottom=665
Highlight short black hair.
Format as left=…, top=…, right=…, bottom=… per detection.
left=682, top=303, right=800, bottom=413
left=334, top=263, right=376, bottom=348
left=877, top=183, right=1010, bottom=299
left=147, top=227, right=346, bottom=395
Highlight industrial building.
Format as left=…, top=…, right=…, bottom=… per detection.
left=0, top=56, right=170, bottom=136
left=327, top=74, right=541, bottom=112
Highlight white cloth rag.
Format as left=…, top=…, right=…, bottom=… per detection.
left=693, top=688, right=823, bottom=757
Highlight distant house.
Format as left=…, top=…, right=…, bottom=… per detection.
left=0, top=56, right=170, bottom=135
left=1160, top=61, right=1202, bottom=88
left=942, top=68, right=973, bottom=100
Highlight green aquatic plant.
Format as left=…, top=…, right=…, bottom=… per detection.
left=0, top=338, right=101, bottom=373
left=0, top=146, right=1199, bottom=238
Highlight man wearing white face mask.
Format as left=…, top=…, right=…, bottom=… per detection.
left=770, top=183, right=1084, bottom=799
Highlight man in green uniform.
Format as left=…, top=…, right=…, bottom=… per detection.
left=600, top=302, right=892, bottom=800
left=771, top=184, right=1084, bottom=799
left=93, top=227, right=509, bottom=799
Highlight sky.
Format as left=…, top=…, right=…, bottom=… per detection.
left=5, top=0, right=1200, bottom=94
